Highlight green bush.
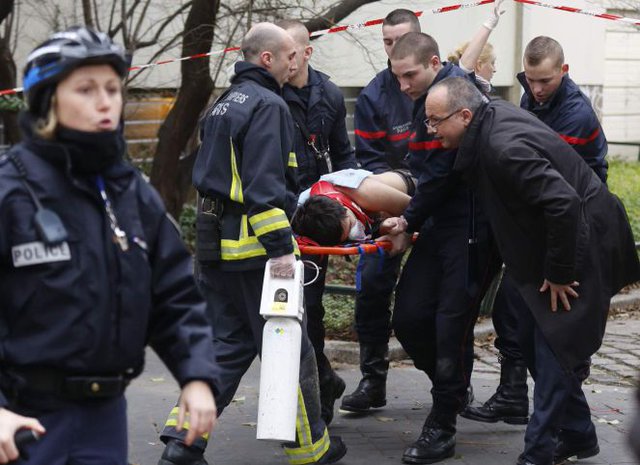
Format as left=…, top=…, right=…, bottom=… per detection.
left=608, top=159, right=640, bottom=240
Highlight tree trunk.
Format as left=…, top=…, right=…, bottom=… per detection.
left=149, top=0, right=218, bottom=218
left=150, top=0, right=381, bottom=219
left=0, top=0, right=19, bottom=145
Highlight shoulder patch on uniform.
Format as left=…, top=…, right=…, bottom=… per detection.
left=12, top=241, right=71, bottom=267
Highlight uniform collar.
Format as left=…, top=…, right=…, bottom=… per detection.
left=232, top=61, right=282, bottom=94
left=517, top=72, right=570, bottom=112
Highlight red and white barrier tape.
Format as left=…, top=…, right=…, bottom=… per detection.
left=514, top=0, right=640, bottom=26
left=2, top=0, right=639, bottom=97
left=308, top=0, right=494, bottom=38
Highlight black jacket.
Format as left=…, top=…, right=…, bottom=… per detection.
left=454, top=98, right=640, bottom=370
left=354, top=67, right=413, bottom=173
left=193, top=62, right=299, bottom=271
left=519, top=73, right=608, bottom=183
left=283, top=66, right=356, bottom=191
left=403, top=63, right=480, bottom=232
left=0, top=133, right=217, bottom=407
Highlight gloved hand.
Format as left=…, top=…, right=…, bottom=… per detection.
left=483, top=0, right=506, bottom=30
left=269, top=253, right=297, bottom=279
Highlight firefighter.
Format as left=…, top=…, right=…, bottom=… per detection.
left=340, top=9, right=419, bottom=415
left=277, top=19, right=357, bottom=425
left=0, top=26, right=217, bottom=464
left=156, top=23, right=346, bottom=465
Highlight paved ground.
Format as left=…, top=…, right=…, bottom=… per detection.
left=126, top=314, right=640, bottom=465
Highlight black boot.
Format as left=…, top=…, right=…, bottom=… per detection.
left=460, top=357, right=529, bottom=424
left=316, top=436, right=348, bottom=464
left=340, top=343, right=388, bottom=413
left=553, top=429, right=599, bottom=465
left=402, top=412, right=456, bottom=464
left=158, top=439, right=208, bottom=465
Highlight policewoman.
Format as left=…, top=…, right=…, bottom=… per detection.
left=0, top=27, right=218, bottom=464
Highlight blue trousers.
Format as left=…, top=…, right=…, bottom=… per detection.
left=515, top=296, right=595, bottom=465
left=14, top=396, right=127, bottom=465
left=354, top=252, right=401, bottom=344
left=492, top=272, right=526, bottom=360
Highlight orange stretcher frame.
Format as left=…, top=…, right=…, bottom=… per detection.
left=297, top=234, right=418, bottom=256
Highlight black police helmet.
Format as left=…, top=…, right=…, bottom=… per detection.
left=23, top=26, right=131, bottom=117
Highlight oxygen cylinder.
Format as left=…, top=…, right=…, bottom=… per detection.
left=257, top=316, right=302, bottom=441
left=256, top=260, right=305, bottom=442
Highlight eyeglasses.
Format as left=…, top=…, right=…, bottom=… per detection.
left=424, top=109, right=462, bottom=131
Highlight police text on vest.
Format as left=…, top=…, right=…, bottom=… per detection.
left=12, top=241, right=71, bottom=268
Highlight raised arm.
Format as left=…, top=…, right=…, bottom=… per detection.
left=459, top=0, right=505, bottom=72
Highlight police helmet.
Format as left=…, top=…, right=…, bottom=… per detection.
left=23, top=26, right=131, bottom=116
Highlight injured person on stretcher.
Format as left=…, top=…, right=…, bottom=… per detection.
left=292, top=168, right=414, bottom=246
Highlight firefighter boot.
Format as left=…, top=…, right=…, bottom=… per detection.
left=157, top=439, right=208, bottom=465
left=402, top=411, right=456, bottom=464
left=460, top=357, right=529, bottom=424
left=340, top=343, right=388, bottom=413
left=316, top=436, right=348, bottom=464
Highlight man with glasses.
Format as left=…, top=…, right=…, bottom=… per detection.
left=382, top=5, right=504, bottom=461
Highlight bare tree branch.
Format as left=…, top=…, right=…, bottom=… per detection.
left=136, top=2, right=192, bottom=48
left=304, top=0, right=379, bottom=32
left=81, top=0, right=94, bottom=28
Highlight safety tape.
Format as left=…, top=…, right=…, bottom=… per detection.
left=514, top=0, right=640, bottom=26
left=3, top=0, right=638, bottom=98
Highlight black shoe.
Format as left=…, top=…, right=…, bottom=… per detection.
left=553, top=434, right=599, bottom=464
left=516, top=456, right=542, bottom=465
left=340, top=343, right=389, bottom=413
left=460, top=358, right=529, bottom=425
left=339, top=377, right=386, bottom=413
left=402, top=413, right=456, bottom=465
left=316, top=436, right=347, bottom=464
left=158, top=440, right=208, bottom=465
left=320, top=371, right=346, bottom=425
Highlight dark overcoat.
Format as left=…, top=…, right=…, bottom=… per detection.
left=453, top=99, right=640, bottom=370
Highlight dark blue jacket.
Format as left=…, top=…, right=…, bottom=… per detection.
left=193, top=62, right=299, bottom=271
left=518, top=73, right=608, bottom=182
left=283, top=66, right=356, bottom=190
left=354, top=67, right=413, bottom=173
left=403, top=63, right=479, bottom=232
left=0, top=132, right=217, bottom=407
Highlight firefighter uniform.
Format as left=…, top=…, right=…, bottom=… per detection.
left=340, top=66, right=414, bottom=413
left=283, top=65, right=356, bottom=424
left=159, top=61, right=335, bottom=464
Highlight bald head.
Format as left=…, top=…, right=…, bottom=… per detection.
left=242, top=22, right=292, bottom=63
left=425, top=77, right=483, bottom=149
left=241, top=22, right=297, bottom=86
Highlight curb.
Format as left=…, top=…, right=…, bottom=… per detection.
left=324, top=287, right=640, bottom=365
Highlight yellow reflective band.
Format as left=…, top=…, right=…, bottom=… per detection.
left=283, top=388, right=330, bottom=464
left=163, top=420, right=210, bottom=441
left=229, top=139, right=244, bottom=203
left=250, top=209, right=290, bottom=237
left=240, top=215, right=249, bottom=239
left=293, top=238, right=300, bottom=257
left=288, top=152, right=298, bottom=168
left=284, top=429, right=330, bottom=464
left=221, top=236, right=266, bottom=260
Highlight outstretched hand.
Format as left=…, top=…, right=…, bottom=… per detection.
left=539, top=279, right=580, bottom=312
left=484, top=0, right=506, bottom=30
